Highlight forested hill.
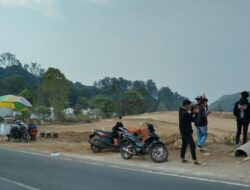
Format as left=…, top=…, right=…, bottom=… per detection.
left=0, top=52, right=185, bottom=117
left=209, top=92, right=250, bottom=112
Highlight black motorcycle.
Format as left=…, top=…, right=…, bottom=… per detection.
left=120, top=123, right=168, bottom=163
left=88, top=122, right=126, bottom=153
left=7, top=122, right=29, bottom=143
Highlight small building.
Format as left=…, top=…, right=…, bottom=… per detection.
left=88, top=109, right=102, bottom=120
left=63, top=108, right=75, bottom=117
left=64, top=108, right=74, bottom=115
left=82, top=108, right=92, bottom=116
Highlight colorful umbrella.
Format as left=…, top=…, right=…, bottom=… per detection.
left=0, top=95, right=33, bottom=111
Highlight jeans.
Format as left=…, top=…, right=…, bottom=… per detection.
left=181, top=133, right=197, bottom=160
left=196, top=126, right=208, bottom=147
left=236, top=121, right=249, bottom=145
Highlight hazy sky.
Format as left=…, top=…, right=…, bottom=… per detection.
left=0, top=0, right=249, bottom=102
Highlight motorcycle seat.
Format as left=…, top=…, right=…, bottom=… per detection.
left=132, top=135, right=142, bottom=142
left=95, top=130, right=113, bottom=136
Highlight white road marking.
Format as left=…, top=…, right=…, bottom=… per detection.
left=58, top=157, right=72, bottom=161
left=0, top=147, right=249, bottom=188
left=102, top=166, right=250, bottom=188
left=81, top=160, right=250, bottom=188
left=84, top=161, right=105, bottom=166
left=0, top=176, right=40, bottom=190
left=3, top=149, right=51, bottom=158
left=108, top=165, right=121, bottom=169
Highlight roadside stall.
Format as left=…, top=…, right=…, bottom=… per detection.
left=0, top=95, right=32, bottom=111
left=0, top=95, right=33, bottom=140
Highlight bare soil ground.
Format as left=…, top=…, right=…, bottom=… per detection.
left=0, top=111, right=249, bottom=182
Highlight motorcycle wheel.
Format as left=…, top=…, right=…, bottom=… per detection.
left=120, top=141, right=133, bottom=160
left=7, top=136, right=14, bottom=142
left=91, top=139, right=101, bottom=153
left=21, top=133, right=29, bottom=143
left=149, top=144, right=168, bottom=163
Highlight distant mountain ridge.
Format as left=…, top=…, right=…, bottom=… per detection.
left=209, top=92, right=250, bottom=112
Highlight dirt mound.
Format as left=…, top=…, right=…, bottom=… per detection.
left=161, top=133, right=181, bottom=146
left=58, top=131, right=91, bottom=143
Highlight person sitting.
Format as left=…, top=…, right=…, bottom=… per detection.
left=112, top=121, right=125, bottom=144
left=28, top=122, right=38, bottom=141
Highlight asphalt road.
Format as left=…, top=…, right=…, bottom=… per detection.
left=0, top=149, right=248, bottom=190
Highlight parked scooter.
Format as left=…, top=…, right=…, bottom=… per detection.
left=7, top=120, right=29, bottom=143
left=88, top=121, right=127, bottom=153
left=120, top=123, right=168, bottom=163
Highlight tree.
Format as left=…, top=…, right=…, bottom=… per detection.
left=102, top=101, right=115, bottom=118
left=157, top=87, right=184, bottom=111
left=24, top=62, right=45, bottom=77
left=157, top=102, right=168, bottom=112
left=117, top=90, right=144, bottom=116
left=73, top=96, right=90, bottom=116
left=33, top=106, right=51, bottom=120
left=4, top=75, right=26, bottom=94
left=94, top=77, right=132, bottom=94
left=0, top=52, right=21, bottom=67
left=42, top=68, right=69, bottom=118
left=146, top=79, right=158, bottom=99
left=90, top=96, right=116, bottom=118
left=18, top=89, right=34, bottom=105
left=0, top=52, right=187, bottom=116
left=0, top=80, right=7, bottom=95
left=132, top=80, right=146, bottom=92
left=76, top=96, right=89, bottom=109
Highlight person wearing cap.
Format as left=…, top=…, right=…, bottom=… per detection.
left=179, top=99, right=202, bottom=165
left=195, top=98, right=209, bottom=151
left=191, top=96, right=202, bottom=114
left=195, top=96, right=202, bottom=106
left=233, top=91, right=250, bottom=147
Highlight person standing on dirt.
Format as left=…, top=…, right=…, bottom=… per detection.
left=191, top=96, right=202, bottom=114
left=195, top=98, right=209, bottom=151
left=179, top=99, right=202, bottom=165
left=195, top=96, right=202, bottom=106
left=233, top=91, right=250, bottom=147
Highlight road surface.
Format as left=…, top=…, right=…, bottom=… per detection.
left=0, top=148, right=248, bottom=190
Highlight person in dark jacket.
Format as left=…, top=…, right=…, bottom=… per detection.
left=233, top=91, right=250, bottom=146
left=179, top=99, right=202, bottom=165
left=191, top=96, right=202, bottom=114
left=195, top=96, right=202, bottom=106
left=195, top=98, right=209, bottom=151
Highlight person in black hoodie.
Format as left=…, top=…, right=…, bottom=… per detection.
left=233, top=91, right=250, bottom=147
left=179, top=99, right=202, bottom=165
